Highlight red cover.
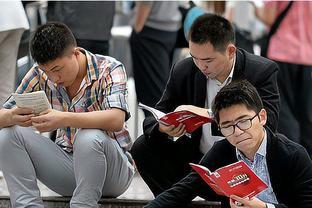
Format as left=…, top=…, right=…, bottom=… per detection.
left=190, top=161, right=268, bottom=198
left=159, top=110, right=212, bottom=133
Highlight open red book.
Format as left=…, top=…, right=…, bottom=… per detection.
left=139, top=103, right=212, bottom=134
left=190, top=161, right=268, bottom=198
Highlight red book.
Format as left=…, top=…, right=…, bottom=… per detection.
left=139, top=103, right=212, bottom=134
left=190, top=161, right=268, bottom=198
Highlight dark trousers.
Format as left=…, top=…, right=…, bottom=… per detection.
left=130, top=134, right=203, bottom=196
left=76, top=39, right=109, bottom=56
left=130, top=26, right=177, bottom=110
left=276, top=61, right=312, bottom=157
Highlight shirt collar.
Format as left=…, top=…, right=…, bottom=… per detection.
left=81, top=48, right=100, bottom=85
left=236, top=128, right=267, bottom=161
left=214, top=55, right=236, bottom=86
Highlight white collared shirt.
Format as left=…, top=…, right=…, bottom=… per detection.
left=200, top=57, right=235, bottom=154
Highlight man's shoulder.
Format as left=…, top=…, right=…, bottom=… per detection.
left=269, top=130, right=308, bottom=157
left=173, top=57, right=197, bottom=72
left=236, top=49, right=278, bottom=84
left=241, top=49, right=278, bottom=71
left=91, top=53, right=124, bottom=74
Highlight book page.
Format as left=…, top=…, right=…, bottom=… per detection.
left=189, top=163, right=225, bottom=195
left=138, top=103, right=166, bottom=119
left=12, top=91, right=51, bottom=115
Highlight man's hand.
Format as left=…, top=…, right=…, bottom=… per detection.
left=10, top=107, right=35, bottom=127
left=31, top=109, right=66, bottom=132
left=230, top=195, right=267, bottom=208
left=175, top=105, right=211, bottom=117
left=159, top=123, right=186, bottom=137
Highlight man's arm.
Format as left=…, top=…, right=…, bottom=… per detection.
left=245, top=55, right=280, bottom=132
left=146, top=142, right=228, bottom=207
left=146, top=171, right=216, bottom=208
left=31, top=108, right=126, bottom=133
left=0, top=109, right=13, bottom=128
left=289, top=146, right=312, bottom=207
left=143, top=61, right=182, bottom=139
left=0, top=107, right=35, bottom=128
left=256, top=61, right=280, bottom=132
left=133, top=2, right=153, bottom=33
left=253, top=2, right=277, bottom=27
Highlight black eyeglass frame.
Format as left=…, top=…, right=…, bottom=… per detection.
left=218, top=113, right=259, bottom=137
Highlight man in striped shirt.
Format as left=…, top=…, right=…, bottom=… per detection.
left=0, top=22, right=134, bottom=208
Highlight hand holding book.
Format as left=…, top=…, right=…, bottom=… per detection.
left=139, top=103, right=213, bottom=135
left=12, top=91, right=51, bottom=115
left=190, top=161, right=268, bottom=198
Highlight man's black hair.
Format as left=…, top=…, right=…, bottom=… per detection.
left=189, top=14, right=235, bottom=52
left=30, top=22, right=77, bottom=64
left=212, top=80, right=263, bottom=123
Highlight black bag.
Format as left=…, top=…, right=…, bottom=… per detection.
left=175, top=1, right=196, bottom=48
left=260, top=1, right=293, bottom=57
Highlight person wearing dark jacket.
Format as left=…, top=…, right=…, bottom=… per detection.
left=131, top=14, right=280, bottom=196
left=146, top=80, right=312, bottom=208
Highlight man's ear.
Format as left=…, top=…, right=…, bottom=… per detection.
left=73, top=47, right=80, bottom=56
left=227, top=44, right=236, bottom=60
left=258, top=108, right=267, bottom=126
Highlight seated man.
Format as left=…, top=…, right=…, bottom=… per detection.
left=131, top=13, right=280, bottom=196
left=146, top=80, right=312, bottom=208
left=0, top=22, right=134, bottom=207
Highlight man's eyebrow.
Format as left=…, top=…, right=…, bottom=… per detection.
left=189, top=53, right=213, bottom=61
left=45, top=65, right=62, bottom=72
left=220, top=115, right=250, bottom=126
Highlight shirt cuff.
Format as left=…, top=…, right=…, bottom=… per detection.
left=266, top=203, right=275, bottom=208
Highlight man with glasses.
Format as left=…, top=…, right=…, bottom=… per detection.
left=146, top=80, right=312, bottom=208
left=131, top=14, right=280, bottom=196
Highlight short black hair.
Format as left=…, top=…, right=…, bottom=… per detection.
left=212, top=80, right=263, bottom=123
left=30, top=22, right=77, bottom=64
left=189, top=14, right=235, bottom=52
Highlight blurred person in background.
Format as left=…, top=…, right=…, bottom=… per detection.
left=47, top=1, right=115, bottom=55
left=129, top=1, right=181, bottom=113
left=255, top=1, right=312, bottom=157
left=0, top=1, right=29, bottom=106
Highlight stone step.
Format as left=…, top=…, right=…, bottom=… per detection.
left=0, top=196, right=221, bottom=208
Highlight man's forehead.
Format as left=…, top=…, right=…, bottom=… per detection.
left=39, top=59, right=62, bottom=72
left=219, top=105, right=254, bottom=123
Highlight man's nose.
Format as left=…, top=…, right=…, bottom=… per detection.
left=198, top=61, right=208, bottom=70
left=233, top=125, right=244, bottom=136
left=50, top=75, right=60, bottom=83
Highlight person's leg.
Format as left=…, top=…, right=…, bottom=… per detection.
left=0, top=126, right=76, bottom=208
left=276, top=61, right=300, bottom=143
left=130, top=27, right=177, bottom=109
left=71, top=129, right=134, bottom=208
left=0, top=28, right=25, bottom=105
left=131, top=134, right=202, bottom=196
left=299, top=65, right=312, bottom=157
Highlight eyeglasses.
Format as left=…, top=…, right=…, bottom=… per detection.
left=219, top=114, right=259, bottom=137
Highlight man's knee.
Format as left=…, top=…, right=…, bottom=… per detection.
left=0, top=127, right=16, bottom=150
left=130, top=134, right=147, bottom=161
left=73, top=129, right=113, bottom=152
